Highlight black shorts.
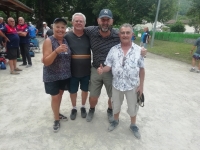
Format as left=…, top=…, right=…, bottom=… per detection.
left=7, top=48, right=18, bottom=60
left=44, top=78, right=70, bottom=96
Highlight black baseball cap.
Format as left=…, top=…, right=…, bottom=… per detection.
left=53, top=18, right=67, bottom=25
left=99, top=9, right=113, bottom=19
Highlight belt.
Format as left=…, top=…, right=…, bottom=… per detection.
left=71, top=55, right=91, bottom=59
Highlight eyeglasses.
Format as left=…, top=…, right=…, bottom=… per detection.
left=120, top=31, right=131, bottom=35
left=122, top=57, right=126, bottom=67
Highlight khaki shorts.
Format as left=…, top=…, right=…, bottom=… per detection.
left=111, top=86, right=139, bottom=117
left=89, top=67, right=113, bottom=98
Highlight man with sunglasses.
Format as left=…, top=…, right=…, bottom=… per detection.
left=97, top=23, right=145, bottom=139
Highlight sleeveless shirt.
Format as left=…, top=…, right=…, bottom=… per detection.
left=43, top=36, right=71, bottom=82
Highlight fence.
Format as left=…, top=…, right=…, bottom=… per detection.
left=149, top=32, right=200, bottom=43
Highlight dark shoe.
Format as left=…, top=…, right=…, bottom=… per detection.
left=26, top=64, right=32, bottom=68
left=53, top=120, right=60, bottom=132
left=80, top=107, right=87, bottom=118
left=70, top=109, right=77, bottom=120
left=59, top=113, right=68, bottom=121
left=108, top=120, right=119, bottom=131
left=19, top=63, right=27, bottom=66
left=130, top=125, right=141, bottom=139
left=107, top=108, right=114, bottom=123
left=86, top=108, right=95, bottom=122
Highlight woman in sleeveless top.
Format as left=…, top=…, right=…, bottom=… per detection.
left=42, top=18, right=71, bottom=132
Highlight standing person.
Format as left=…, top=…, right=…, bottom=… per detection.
left=42, top=18, right=71, bottom=132
left=43, top=22, right=50, bottom=39
left=0, top=17, right=5, bottom=48
left=190, top=37, right=200, bottom=73
left=28, top=23, right=38, bottom=39
left=140, top=27, right=150, bottom=57
left=84, top=9, right=147, bottom=122
left=0, top=17, right=22, bottom=74
left=140, top=27, right=150, bottom=49
left=97, top=23, right=145, bottom=139
left=64, top=13, right=91, bottom=120
left=16, top=17, right=32, bottom=67
left=45, top=24, right=53, bottom=39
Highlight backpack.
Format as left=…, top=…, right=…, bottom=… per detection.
left=0, top=62, right=6, bottom=69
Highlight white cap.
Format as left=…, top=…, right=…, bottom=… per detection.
left=43, top=22, right=46, bottom=24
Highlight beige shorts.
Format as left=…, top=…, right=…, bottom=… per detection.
left=89, top=67, right=113, bottom=98
left=111, top=86, right=139, bottom=117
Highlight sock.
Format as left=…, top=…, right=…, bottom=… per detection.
left=81, top=105, right=85, bottom=108
left=73, top=106, right=77, bottom=110
left=131, top=123, right=136, bottom=126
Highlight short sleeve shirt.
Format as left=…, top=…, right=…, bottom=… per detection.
left=16, top=24, right=29, bottom=44
left=84, top=26, right=120, bottom=68
left=194, top=37, right=200, bottom=54
left=0, top=25, right=19, bottom=48
left=104, top=43, right=144, bottom=91
left=64, top=31, right=91, bottom=77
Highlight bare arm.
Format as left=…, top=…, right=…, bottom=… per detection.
left=36, top=29, right=38, bottom=35
left=97, top=64, right=111, bottom=74
left=141, top=47, right=147, bottom=56
left=0, top=30, right=10, bottom=42
left=42, top=38, right=68, bottom=66
left=190, top=45, right=196, bottom=54
left=17, top=31, right=28, bottom=37
left=137, top=68, right=145, bottom=96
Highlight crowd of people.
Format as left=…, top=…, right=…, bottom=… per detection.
left=42, top=9, right=147, bottom=140
left=0, top=17, right=38, bottom=74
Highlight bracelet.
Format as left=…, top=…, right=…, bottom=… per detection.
left=55, top=50, right=58, bottom=55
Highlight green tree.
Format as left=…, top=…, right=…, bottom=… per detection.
left=15, top=0, right=178, bottom=29
left=187, top=0, right=200, bottom=33
left=170, top=21, right=185, bottom=32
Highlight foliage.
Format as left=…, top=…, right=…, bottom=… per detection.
left=179, top=0, right=192, bottom=15
left=0, top=0, right=178, bottom=30
left=170, top=21, right=185, bottom=32
left=187, top=0, right=200, bottom=33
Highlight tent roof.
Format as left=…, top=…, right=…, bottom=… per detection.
left=0, top=0, right=33, bottom=14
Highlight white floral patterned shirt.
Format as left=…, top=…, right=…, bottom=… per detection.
left=104, top=43, right=144, bottom=91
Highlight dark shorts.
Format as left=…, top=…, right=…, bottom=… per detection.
left=44, top=78, right=70, bottom=96
left=7, top=48, right=18, bottom=60
left=193, top=53, right=200, bottom=60
left=69, top=75, right=90, bottom=93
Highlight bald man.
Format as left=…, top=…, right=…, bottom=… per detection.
left=0, top=17, right=22, bottom=74
left=16, top=17, right=32, bottom=67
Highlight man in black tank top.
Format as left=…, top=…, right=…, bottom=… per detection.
left=64, top=13, right=91, bottom=120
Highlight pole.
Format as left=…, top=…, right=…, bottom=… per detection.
left=151, top=0, right=161, bottom=48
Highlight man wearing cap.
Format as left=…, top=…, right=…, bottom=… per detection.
left=84, top=9, right=147, bottom=123
left=43, top=22, right=50, bottom=39
left=43, top=18, right=71, bottom=132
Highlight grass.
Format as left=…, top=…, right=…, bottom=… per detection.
left=134, top=38, right=193, bottom=64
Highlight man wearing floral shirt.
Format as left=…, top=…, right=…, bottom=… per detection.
left=97, top=23, right=145, bottom=139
